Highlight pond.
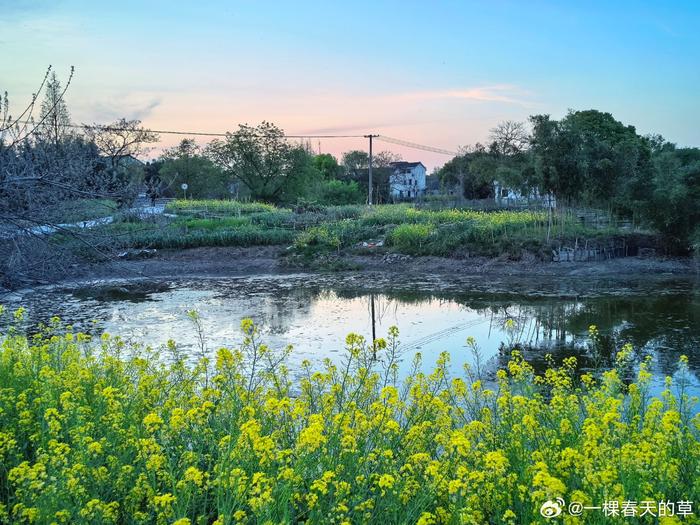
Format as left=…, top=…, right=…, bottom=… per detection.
left=4, top=272, right=700, bottom=397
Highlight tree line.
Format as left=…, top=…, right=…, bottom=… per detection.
left=143, top=124, right=405, bottom=206
left=437, top=111, right=700, bottom=251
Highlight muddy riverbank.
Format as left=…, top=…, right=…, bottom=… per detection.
left=61, top=246, right=698, bottom=280
left=2, top=246, right=697, bottom=297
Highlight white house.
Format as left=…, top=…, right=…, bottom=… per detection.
left=493, top=181, right=556, bottom=208
left=389, top=161, right=426, bottom=200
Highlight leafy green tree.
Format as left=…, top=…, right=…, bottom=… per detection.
left=160, top=139, right=229, bottom=199
left=313, top=153, right=342, bottom=180
left=275, top=147, right=325, bottom=204
left=341, top=150, right=369, bottom=174
left=529, top=110, right=653, bottom=212
left=646, top=142, right=700, bottom=251
left=564, top=110, right=652, bottom=211
left=318, top=179, right=364, bottom=205
left=207, top=122, right=312, bottom=203
left=437, top=151, right=493, bottom=199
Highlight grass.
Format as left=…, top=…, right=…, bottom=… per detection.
left=0, top=309, right=697, bottom=524
left=165, top=199, right=279, bottom=216
left=68, top=199, right=641, bottom=260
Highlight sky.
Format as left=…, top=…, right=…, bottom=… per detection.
left=1, top=0, right=699, bottom=170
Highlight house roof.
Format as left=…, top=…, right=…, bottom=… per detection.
left=389, top=161, right=426, bottom=170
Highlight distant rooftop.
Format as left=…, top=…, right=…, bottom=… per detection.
left=389, top=161, right=425, bottom=169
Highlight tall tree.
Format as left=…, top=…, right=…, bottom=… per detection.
left=341, top=149, right=402, bottom=173
left=159, top=139, right=229, bottom=199
left=646, top=142, right=700, bottom=250
left=39, top=71, right=73, bottom=146
left=339, top=149, right=402, bottom=203
left=489, top=120, right=529, bottom=156
left=374, top=151, right=403, bottom=168
left=207, top=121, right=309, bottom=203
left=341, top=150, right=369, bottom=173
left=529, top=110, right=653, bottom=211
left=313, top=153, right=342, bottom=179
left=84, top=118, right=159, bottom=168
left=438, top=146, right=495, bottom=199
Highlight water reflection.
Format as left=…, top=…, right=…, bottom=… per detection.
left=3, top=274, right=699, bottom=394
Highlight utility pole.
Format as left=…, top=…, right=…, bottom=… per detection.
left=364, top=134, right=378, bottom=205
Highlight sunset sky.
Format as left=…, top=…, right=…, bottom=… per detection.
left=2, top=0, right=699, bottom=170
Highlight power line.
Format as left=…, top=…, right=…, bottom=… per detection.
left=11, top=121, right=460, bottom=156
left=376, top=135, right=458, bottom=156
left=11, top=121, right=366, bottom=139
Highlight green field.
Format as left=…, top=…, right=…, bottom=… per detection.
left=67, top=200, right=639, bottom=261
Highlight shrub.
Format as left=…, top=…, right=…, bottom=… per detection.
left=0, top=313, right=697, bottom=524
left=293, top=225, right=341, bottom=254
left=319, top=180, right=364, bottom=205
left=386, top=223, right=434, bottom=253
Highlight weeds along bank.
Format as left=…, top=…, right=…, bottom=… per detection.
left=61, top=200, right=645, bottom=261
left=1, top=308, right=698, bottom=524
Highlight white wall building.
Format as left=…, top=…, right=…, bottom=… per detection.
left=493, top=181, right=556, bottom=208
left=389, top=161, right=427, bottom=200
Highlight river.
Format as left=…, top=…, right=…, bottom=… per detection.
left=3, top=272, right=699, bottom=397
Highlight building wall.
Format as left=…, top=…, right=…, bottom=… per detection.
left=493, top=181, right=557, bottom=208
left=390, top=164, right=427, bottom=199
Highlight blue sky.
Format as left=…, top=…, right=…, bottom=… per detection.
left=1, top=0, right=699, bottom=168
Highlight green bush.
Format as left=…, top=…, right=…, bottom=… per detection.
left=293, top=225, right=341, bottom=254
left=387, top=223, right=434, bottom=253
left=319, top=180, right=364, bottom=205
